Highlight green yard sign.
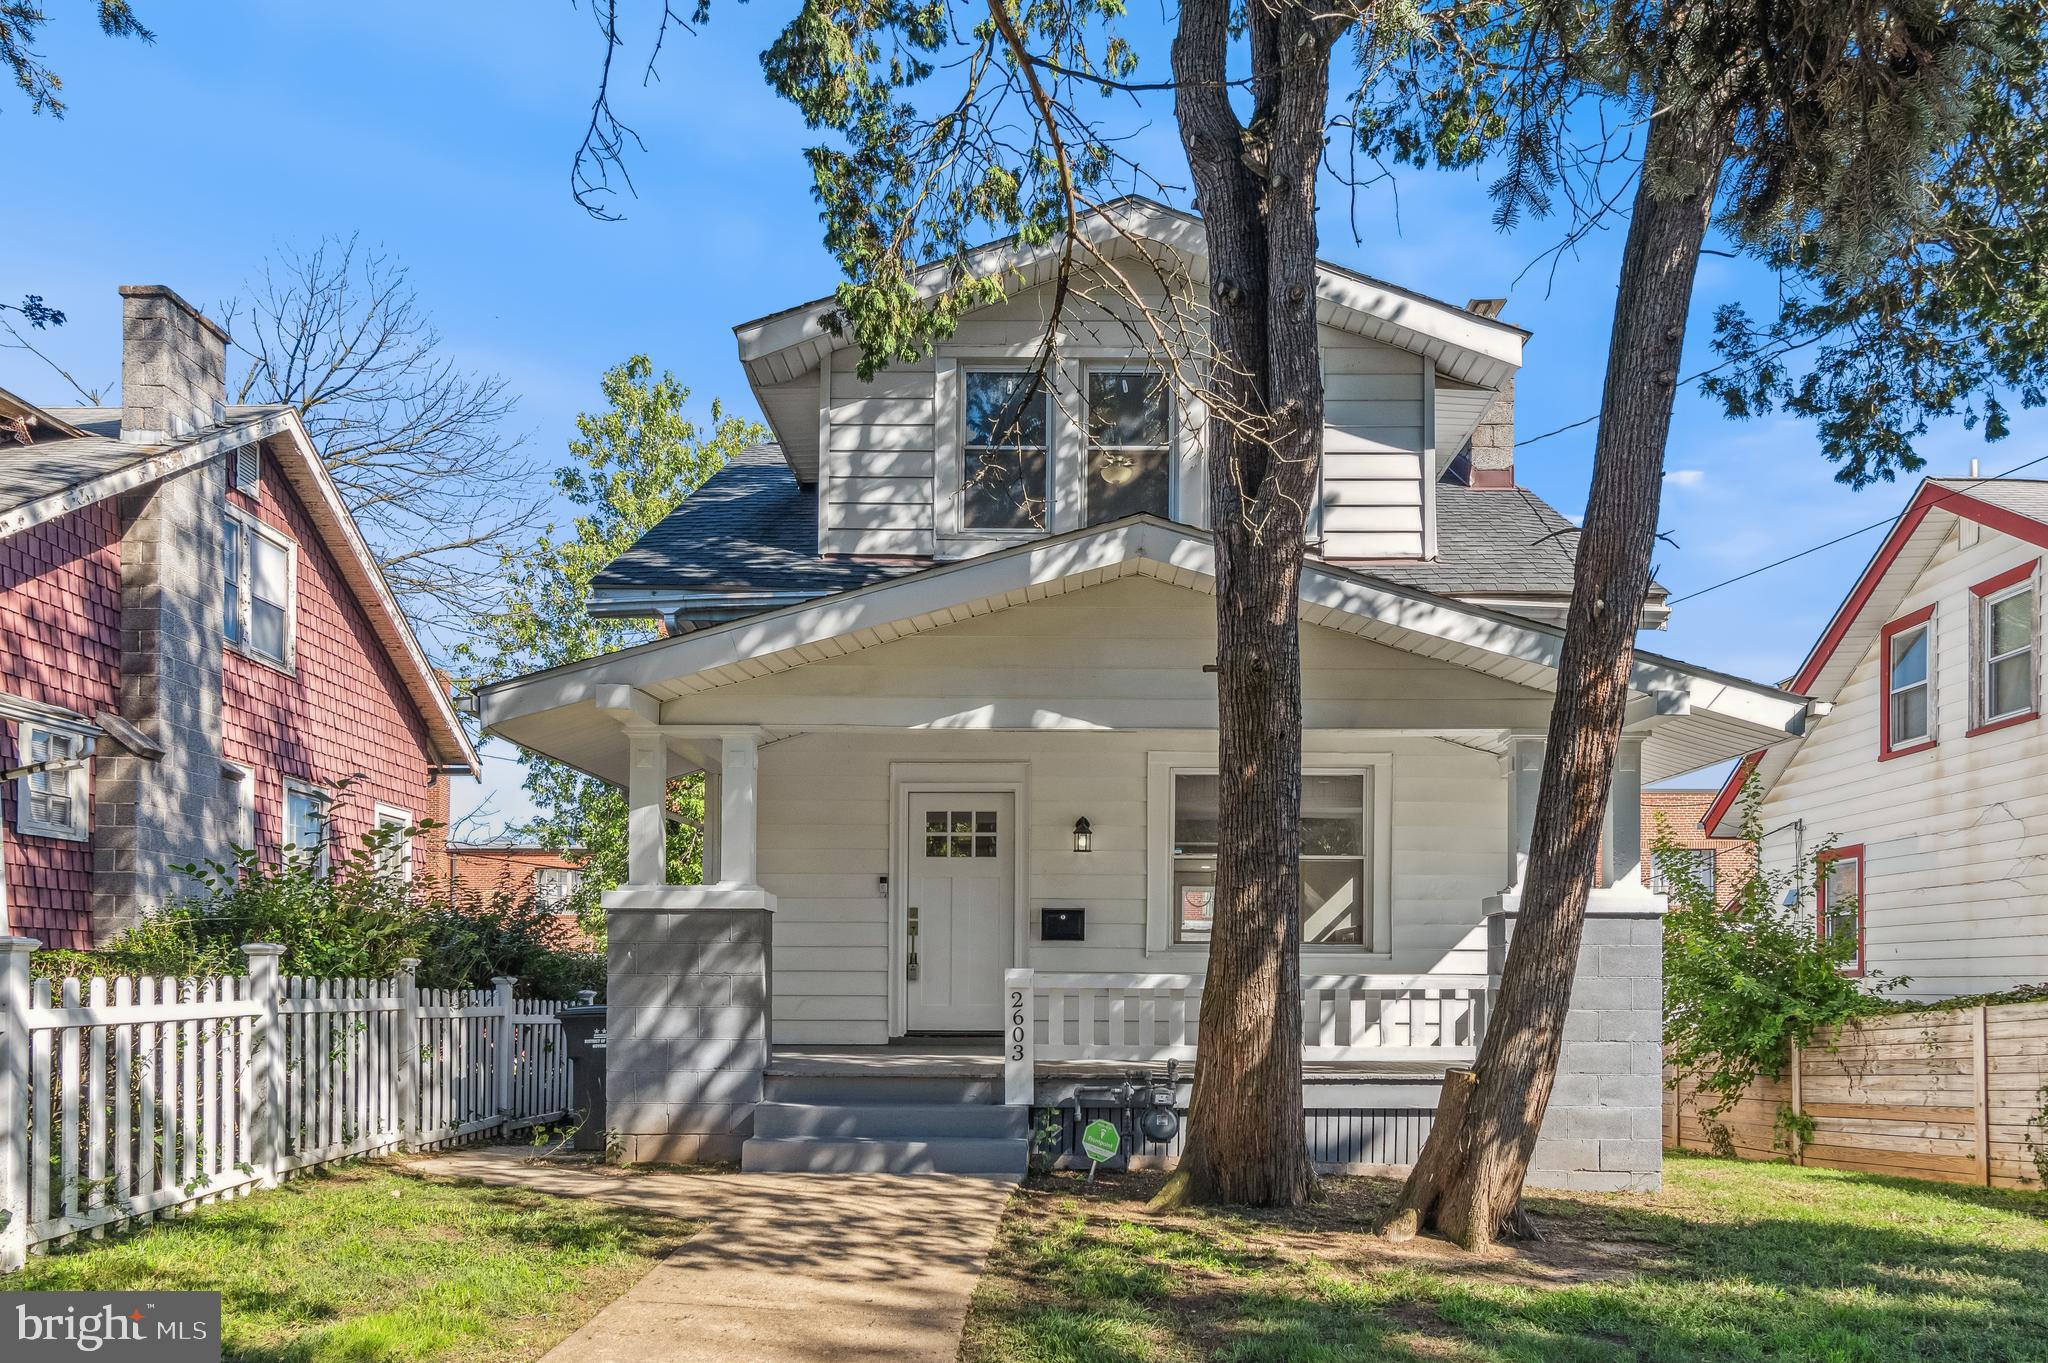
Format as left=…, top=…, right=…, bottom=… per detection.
left=1080, top=1119, right=1120, bottom=1165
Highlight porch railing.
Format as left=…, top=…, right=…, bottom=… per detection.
left=1003, top=968, right=1491, bottom=1104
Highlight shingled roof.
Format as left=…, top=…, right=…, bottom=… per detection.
left=589, top=443, right=1664, bottom=626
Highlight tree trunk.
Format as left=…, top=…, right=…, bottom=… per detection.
left=1152, top=0, right=1337, bottom=1208
left=1385, top=110, right=1726, bottom=1248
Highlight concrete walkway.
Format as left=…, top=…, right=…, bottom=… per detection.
left=415, top=1149, right=1017, bottom=1363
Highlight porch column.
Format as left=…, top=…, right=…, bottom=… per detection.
left=1504, top=736, right=1544, bottom=892
left=717, top=731, right=759, bottom=887
left=1601, top=735, right=1647, bottom=890
left=626, top=732, right=669, bottom=887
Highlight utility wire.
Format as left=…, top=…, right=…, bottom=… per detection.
left=1665, top=451, right=2048, bottom=605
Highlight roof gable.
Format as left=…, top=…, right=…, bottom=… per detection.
left=733, top=197, right=1527, bottom=480
left=485, top=516, right=1804, bottom=789
left=1705, top=477, right=2048, bottom=834
left=0, top=405, right=477, bottom=773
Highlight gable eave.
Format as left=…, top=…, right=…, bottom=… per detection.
left=482, top=515, right=1804, bottom=785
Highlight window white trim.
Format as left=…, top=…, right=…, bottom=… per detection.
left=1081, top=365, right=1176, bottom=528
left=1977, top=579, right=2037, bottom=726
left=222, top=761, right=256, bottom=854
left=14, top=722, right=91, bottom=841
left=1883, top=612, right=1935, bottom=752
left=282, top=777, right=331, bottom=873
left=373, top=803, right=414, bottom=881
left=1145, top=750, right=1393, bottom=959
left=935, top=360, right=1057, bottom=545
left=224, top=507, right=298, bottom=670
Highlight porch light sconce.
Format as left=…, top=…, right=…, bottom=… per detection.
left=1072, top=817, right=1093, bottom=853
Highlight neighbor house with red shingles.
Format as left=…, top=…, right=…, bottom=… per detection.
left=0, top=285, right=477, bottom=948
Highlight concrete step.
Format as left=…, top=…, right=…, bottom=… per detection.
left=763, top=1072, right=1004, bottom=1106
left=741, top=1136, right=1027, bottom=1177
left=753, top=1101, right=1029, bottom=1141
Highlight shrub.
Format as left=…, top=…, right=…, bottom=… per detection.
left=32, top=812, right=602, bottom=999
left=1660, top=782, right=1903, bottom=1127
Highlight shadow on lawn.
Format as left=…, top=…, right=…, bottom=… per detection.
left=985, top=1166, right=2048, bottom=1363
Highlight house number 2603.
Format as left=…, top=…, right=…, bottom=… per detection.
left=1009, top=989, right=1027, bottom=1061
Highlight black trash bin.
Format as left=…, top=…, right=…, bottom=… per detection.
left=556, top=996, right=608, bottom=1152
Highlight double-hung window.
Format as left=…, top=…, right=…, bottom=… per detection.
left=15, top=723, right=89, bottom=840
left=1085, top=370, right=1171, bottom=524
left=283, top=779, right=330, bottom=873
left=1972, top=566, right=2037, bottom=731
left=1650, top=847, right=1717, bottom=899
left=961, top=371, right=1051, bottom=532
left=1167, top=769, right=1372, bottom=948
left=374, top=804, right=414, bottom=881
left=1881, top=607, right=1935, bottom=756
left=535, top=866, right=583, bottom=908
left=1818, top=846, right=1864, bottom=975
left=223, top=510, right=294, bottom=667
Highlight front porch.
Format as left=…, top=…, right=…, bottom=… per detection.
left=479, top=519, right=1812, bottom=1181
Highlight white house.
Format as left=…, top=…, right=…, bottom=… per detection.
left=1706, top=477, right=2048, bottom=998
left=480, top=200, right=1808, bottom=1182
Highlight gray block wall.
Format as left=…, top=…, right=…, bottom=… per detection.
left=607, top=905, right=772, bottom=1163
left=94, top=460, right=229, bottom=936
left=1490, top=905, right=1665, bottom=1192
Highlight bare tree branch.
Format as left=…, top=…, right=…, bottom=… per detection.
left=222, top=237, right=546, bottom=652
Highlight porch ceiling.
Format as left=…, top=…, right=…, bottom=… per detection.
left=480, top=517, right=1809, bottom=786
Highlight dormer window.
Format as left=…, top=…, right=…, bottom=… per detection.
left=1085, top=370, right=1171, bottom=524
left=962, top=371, right=1051, bottom=532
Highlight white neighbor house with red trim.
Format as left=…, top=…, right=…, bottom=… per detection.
left=1706, top=478, right=2048, bottom=998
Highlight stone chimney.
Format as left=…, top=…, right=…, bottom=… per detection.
left=1462, top=298, right=1515, bottom=489
left=118, top=285, right=228, bottom=443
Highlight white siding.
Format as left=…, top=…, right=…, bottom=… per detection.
left=1319, top=327, right=1427, bottom=559
left=1756, top=523, right=2048, bottom=997
left=758, top=728, right=1506, bottom=1043
left=669, top=575, right=1524, bottom=1042
left=813, top=287, right=1449, bottom=561
left=822, top=349, right=936, bottom=555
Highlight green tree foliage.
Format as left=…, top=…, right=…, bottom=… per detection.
left=1660, top=786, right=1901, bottom=1128
left=1358, top=1, right=2042, bottom=487
left=460, top=358, right=766, bottom=929
left=2, top=2, right=150, bottom=117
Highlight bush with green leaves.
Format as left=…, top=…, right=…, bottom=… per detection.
left=32, top=813, right=601, bottom=999
left=1660, top=784, right=1903, bottom=1128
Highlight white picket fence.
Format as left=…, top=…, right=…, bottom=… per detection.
left=0, top=938, right=577, bottom=1270
left=1002, top=969, right=1491, bottom=1104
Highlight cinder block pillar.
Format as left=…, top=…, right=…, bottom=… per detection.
left=605, top=888, right=774, bottom=1164
left=1486, top=893, right=1665, bottom=1192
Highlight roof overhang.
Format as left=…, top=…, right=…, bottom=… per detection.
left=1704, top=478, right=2048, bottom=835
left=482, top=516, right=1806, bottom=788
left=732, top=197, right=1528, bottom=480
left=0, top=406, right=478, bottom=775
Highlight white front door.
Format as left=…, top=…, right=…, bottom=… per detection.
left=906, top=794, right=1015, bottom=1032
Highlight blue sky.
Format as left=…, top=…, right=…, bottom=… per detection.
left=4, top=2, right=2026, bottom=833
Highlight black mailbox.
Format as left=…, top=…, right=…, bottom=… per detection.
left=1041, top=906, right=1085, bottom=941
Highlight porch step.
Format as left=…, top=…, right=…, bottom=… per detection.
left=754, top=1101, right=1028, bottom=1141
left=740, top=1136, right=1027, bottom=1177
left=763, top=1072, right=1004, bottom=1106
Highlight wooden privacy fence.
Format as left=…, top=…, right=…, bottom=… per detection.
left=1665, top=1001, right=2048, bottom=1189
left=0, top=937, right=577, bottom=1271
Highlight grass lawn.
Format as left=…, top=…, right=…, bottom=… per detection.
left=3, top=1158, right=694, bottom=1363
left=963, top=1152, right=2048, bottom=1363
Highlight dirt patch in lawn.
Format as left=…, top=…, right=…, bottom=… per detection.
left=964, top=1155, right=2048, bottom=1362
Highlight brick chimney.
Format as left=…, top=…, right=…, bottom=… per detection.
left=1462, top=297, right=1515, bottom=488
left=118, top=285, right=228, bottom=443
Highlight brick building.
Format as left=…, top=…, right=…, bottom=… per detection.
left=1, top=285, right=477, bottom=947
left=1641, top=787, right=1753, bottom=907
left=448, top=842, right=588, bottom=906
